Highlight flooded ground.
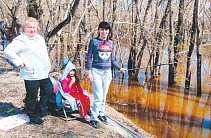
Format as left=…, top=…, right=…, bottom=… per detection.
left=78, top=45, right=211, bottom=138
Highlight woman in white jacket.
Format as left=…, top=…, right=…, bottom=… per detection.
left=4, top=17, right=53, bottom=125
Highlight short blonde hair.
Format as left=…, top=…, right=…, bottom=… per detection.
left=3, top=18, right=8, bottom=23
left=20, top=17, right=40, bottom=34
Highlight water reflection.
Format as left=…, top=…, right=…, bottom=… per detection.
left=78, top=55, right=211, bottom=138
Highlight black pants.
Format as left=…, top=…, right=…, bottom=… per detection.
left=24, top=77, right=53, bottom=121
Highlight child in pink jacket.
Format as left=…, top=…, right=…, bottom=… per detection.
left=55, top=62, right=91, bottom=120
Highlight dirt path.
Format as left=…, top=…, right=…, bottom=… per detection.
left=0, top=47, right=155, bottom=138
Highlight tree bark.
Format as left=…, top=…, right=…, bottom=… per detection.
left=168, top=7, right=173, bottom=86
left=103, top=0, right=105, bottom=21
left=143, top=0, right=152, bottom=25
left=128, top=1, right=138, bottom=80
left=154, top=0, right=172, bottom=76
left=173, top=0, right=184, bottom=83
left=197, top=31, right=201, bottom=96
left=196, top=0, right=201, bottom=96
left=185, top=0, right=199, bottom=91
left=44, top=0, right=60, bottom=37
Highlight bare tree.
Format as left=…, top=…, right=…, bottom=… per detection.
left=185, top=0, right=199, bottom=92
left=168, top=5, right=173, bottom=86
left=45, top=0, right=80, bottom=42
left=0, top=0, right=22, bottom=42
left=173, top=0, right=184, bottom=84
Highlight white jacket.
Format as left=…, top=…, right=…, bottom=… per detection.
left=4, top=33, right=51, bottom=80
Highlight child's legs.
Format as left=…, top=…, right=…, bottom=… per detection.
left=85, top=95, right=91, bottom=112
left=71, top=93, right=87, bottom=117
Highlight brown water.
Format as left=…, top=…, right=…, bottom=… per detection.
left=78, top=52, right=211, bottom=138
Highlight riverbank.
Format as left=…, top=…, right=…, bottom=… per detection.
left=0, top=47, right=155, bottom=138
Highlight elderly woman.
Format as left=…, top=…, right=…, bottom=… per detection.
left=4, top=17, right=53, bottom=125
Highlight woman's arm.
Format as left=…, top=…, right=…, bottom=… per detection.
left=87, top=70, right=93, bottom=82
left=87, top=39, right=93, bottom=70
left=4, top=38, right=24, bottom=67
left=87, top=39, right=94, bottom=82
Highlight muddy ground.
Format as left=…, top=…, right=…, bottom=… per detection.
left=0, top=47, right=155, bottom=138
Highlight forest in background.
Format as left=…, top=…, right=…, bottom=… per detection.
left=0, top=0, right=210, bottom=95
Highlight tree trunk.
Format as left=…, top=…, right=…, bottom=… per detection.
left=168, top=7, right=174, bottom=86
left=128, top=1, right=139, bottom=80
left=148, top=1, right=160, bottom=78
left=173, top=0, right=184, bottom=83
left=154, top=0, right=172, bottom=76
left=44, top=0, right=60, bottom=37
left=197, top=31, right=201, bottom=96
left=72, top=28, right=82, bottom=64
left=196, top=0, right=201, bottom=96
left=185, top=0, right=199, bottom=91
left=103, top=0, right=105, bottom=20
left=143, top=0, right=152, bottom=25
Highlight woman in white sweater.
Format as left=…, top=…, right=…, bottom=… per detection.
left=4, top=17, right=53, bottom=125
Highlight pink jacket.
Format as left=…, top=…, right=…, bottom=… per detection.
left=53, top=77, right=83, bottom=95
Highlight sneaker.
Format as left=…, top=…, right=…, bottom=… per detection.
left=84, top=115, right=90, bottom=121
left=98, top=116, right=107, bottom=123
left=29, top=118, right=44, bottom=125
left=89, top=120, right=101, bottom=129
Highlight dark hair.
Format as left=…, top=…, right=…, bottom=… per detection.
left=98, top=21, right=112, bottom=44
left=72, top=69, right=80, bottom=87
left=68, top=69, right=80, bottom=87
left=75, top=75, right=80, bottom=87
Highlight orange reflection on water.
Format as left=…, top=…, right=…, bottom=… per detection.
left=107, top=76, right=211, bottom=138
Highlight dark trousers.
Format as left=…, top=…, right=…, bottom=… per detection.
left=24, top=77, right=53, bottom=121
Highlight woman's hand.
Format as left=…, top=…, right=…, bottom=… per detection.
left=120, top=68, right=127, bottom=73
left=18, top=62, right=25, bottom=69
left=87, top=70, right=93, bottom=82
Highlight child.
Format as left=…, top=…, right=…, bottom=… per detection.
left=55, top=62, right=91, bottom=120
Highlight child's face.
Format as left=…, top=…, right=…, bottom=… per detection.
left=69, top=70, right=75, bottom=77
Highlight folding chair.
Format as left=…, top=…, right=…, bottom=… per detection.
left=56, top=81, right=79, bottom=121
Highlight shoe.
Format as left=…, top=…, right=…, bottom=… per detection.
left=84, top=115, right=90, bottom=121
left=98, top=116, right=107, bottom=123
left=89, top=120, right=101, bottom=129
left=39, top=109, right=49, bottom=118
left=29, top=118, right=44, bottom=125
